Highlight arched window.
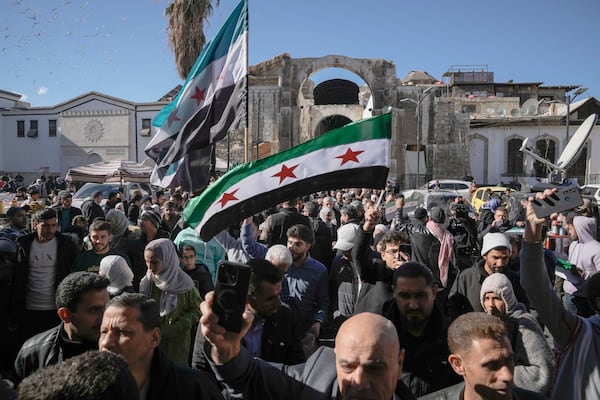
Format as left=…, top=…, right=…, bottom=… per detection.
left=506, top=138, right=524, bottom=176
left=533, top=137, right=557, bottom=177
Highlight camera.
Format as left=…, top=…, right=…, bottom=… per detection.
left=213, top=261, right=251, bottom=333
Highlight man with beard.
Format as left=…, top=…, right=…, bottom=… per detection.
left=283, top=224, right=329, bottom=344
left=200, top=304, right=416, bottom=400
left=381, top=262, right=458, bottom=397
left=72, top=220, right=131, bottom=273
left=193, top=258, right=304, bottom=369
left=14, top=272, right=110, bottom=381
left=447, top=232, right=528, bottom=321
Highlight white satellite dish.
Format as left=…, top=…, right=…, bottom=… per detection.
left=556, top=113, right=598, bottom=170
left=521, top=98, right=538, bottom=116
left=520, top=113, right=598, bottom=183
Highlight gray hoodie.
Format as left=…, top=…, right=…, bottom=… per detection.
left=480, top=273, right=555, bottom=395
left=565, top=216, right=600, bottom=295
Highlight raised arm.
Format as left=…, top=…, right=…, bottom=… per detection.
left=520, top=192, right=580, bottom=351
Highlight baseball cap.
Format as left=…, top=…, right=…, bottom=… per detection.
left=334, top=224, right=360, bottom=251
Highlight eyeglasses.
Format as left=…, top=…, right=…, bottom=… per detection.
left=384, top=249, right=403, bottom=257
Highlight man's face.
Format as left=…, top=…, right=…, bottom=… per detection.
left=393, top=277, right=436, bottom=331
left=450, top=337, right=514, bottom=400
left=494, top=210, right=508, bottom=226
left=9, top=210, right=27, bottom=230
left=249, top=280, right=282, bottom=318
left=35, top=217, right=58, bottom=242
left=89, top=229, right=112, bottom=254
left=483, top=292, right=507, bottom=318
left=164, top=205, right=177, bottom=220
left=60, top=196, right=72, bottom=209
left=567, top=222, right=578, bottom=241
left=287, top=236, right=310, bottom=263
left=323, top=198, right=333, bottom=209
left=381, top=242, right=406, bottom=270
left=483, top=249, right=510, bottom=275
left=139, top=217, right=155, bottom=233
left=99, top=306, right=159, bottom=374
left=66, top=289, right=110, bottom=342
left=180, top=248, right=196, bottom=270
left=335, top=331, right=403, bottom=400
left=94, top=195, right=103, bottom=205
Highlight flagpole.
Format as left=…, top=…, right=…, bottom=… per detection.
left=245, top=0, right=250, bottom=164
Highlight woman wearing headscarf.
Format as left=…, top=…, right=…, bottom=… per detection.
left=480, top=273, right=555, bottom=395
left=105, top=209, right=134, bottom=252
left=99, top=255, right=135, bottom=298
left=140, top=238, right=201, bottom=365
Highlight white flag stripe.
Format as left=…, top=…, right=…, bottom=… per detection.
left=194, top=138, right=389, bottom=232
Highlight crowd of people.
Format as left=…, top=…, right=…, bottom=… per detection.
left=0, top=175, right=599, bottom=399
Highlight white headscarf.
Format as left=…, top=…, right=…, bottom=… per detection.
left=139, top=238, right=194, bottom=316
left=99, top=255, right=133, bottom=296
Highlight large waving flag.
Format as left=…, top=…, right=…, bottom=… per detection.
left=184, top=113, right=392, bottom=241
left=145, top=0, right=247, bottom=192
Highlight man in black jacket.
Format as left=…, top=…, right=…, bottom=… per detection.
left=200, top=297, right=416, bottom=400
left=12, top=208, right=80, bottom=341
left=260, top=198, right=310, bottom=246
left=52, top=190, right=82, bottom=232
left=381, top=262, right=458, bottom=397
left=192, top=258, right=305, bottom=369
left=81, top=191, right=105, bottom=226
left=14, top=272, right=110, bottom=381
left=99, top=293, right=222, bottom=400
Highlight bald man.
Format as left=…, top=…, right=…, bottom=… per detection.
left=200, top=293, right=416, bottom=400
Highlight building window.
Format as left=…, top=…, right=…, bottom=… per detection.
left=49, top=119, right=57, bottom=137
left=17, top=120, right=25, bottom=137
left=533, top=137, right=556, bottom=177
left=140, top=118, right=152, bottom=136
left=27, top=120, right=38, bottom=137
left=506, top=138, right=524, bottom=176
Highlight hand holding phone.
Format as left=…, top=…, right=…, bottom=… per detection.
left=530, top=186, right=584, bottom=219
left=213, top=261, right=251, bottom=333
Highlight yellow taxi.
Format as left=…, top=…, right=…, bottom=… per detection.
left=471, top=186, right=508, bottom=213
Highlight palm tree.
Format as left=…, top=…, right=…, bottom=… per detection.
left=165, top=0, right=220, bottom=79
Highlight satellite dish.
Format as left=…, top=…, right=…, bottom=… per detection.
left=496, top=107, right=506, bottom=117
left=520, top=113, right=598, bottom=183
left=521, top=98, right=538, bottom=116
left=510, top=108, right=521, bottom=117
left=556, top=113, right=598, bottom=170
left=538, top=103, right=550, bottom=115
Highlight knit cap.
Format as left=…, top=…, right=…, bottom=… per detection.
left=141, top=210, right=161, bottom=229
left=481, top=232, right=511, bottom=257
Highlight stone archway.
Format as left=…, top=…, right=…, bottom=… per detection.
left=86, top=153, right=102, bottom=164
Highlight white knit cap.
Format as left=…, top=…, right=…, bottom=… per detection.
left=481, top=232, right=511, bottom=256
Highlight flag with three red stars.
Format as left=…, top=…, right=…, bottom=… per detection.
left=144, top=0, right=247, bottom=192
left=184, top=113, right=392, bottom=241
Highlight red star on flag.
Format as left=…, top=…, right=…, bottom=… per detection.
left=191, top=86, right=206, bottom=106
left=336, top=147, right=364, bottom=165
left=167, top=110, right=181, bottom=128
left=219, top=188, right=239, bottom=208
left=272, top=164, right=299, bottom=184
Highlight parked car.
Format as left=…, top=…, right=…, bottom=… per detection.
left=425, top=179, right=472, bottom=198
left=71, top=182, right=152, bottom=209
left=398, top=189, right=476, bottom=221
left=471, top=186, right=508, bottom=213
left=581, top=184, right=600, bottom=204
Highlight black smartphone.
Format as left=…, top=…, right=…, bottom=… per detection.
left=531, top=186, right=584, bottom=219
left=399, top=243, right=412, bottom=257
left=213, top=261, right=251, bottom=333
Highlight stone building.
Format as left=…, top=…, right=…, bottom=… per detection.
left=1, top=56, right=599, bottom=189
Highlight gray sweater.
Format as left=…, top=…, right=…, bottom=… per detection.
left=520, top=241, right=600, bottom=399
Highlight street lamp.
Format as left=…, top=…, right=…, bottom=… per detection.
left=566, top=87, right=588, bottom=141
left=399, top=86, right=434, bottom=187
